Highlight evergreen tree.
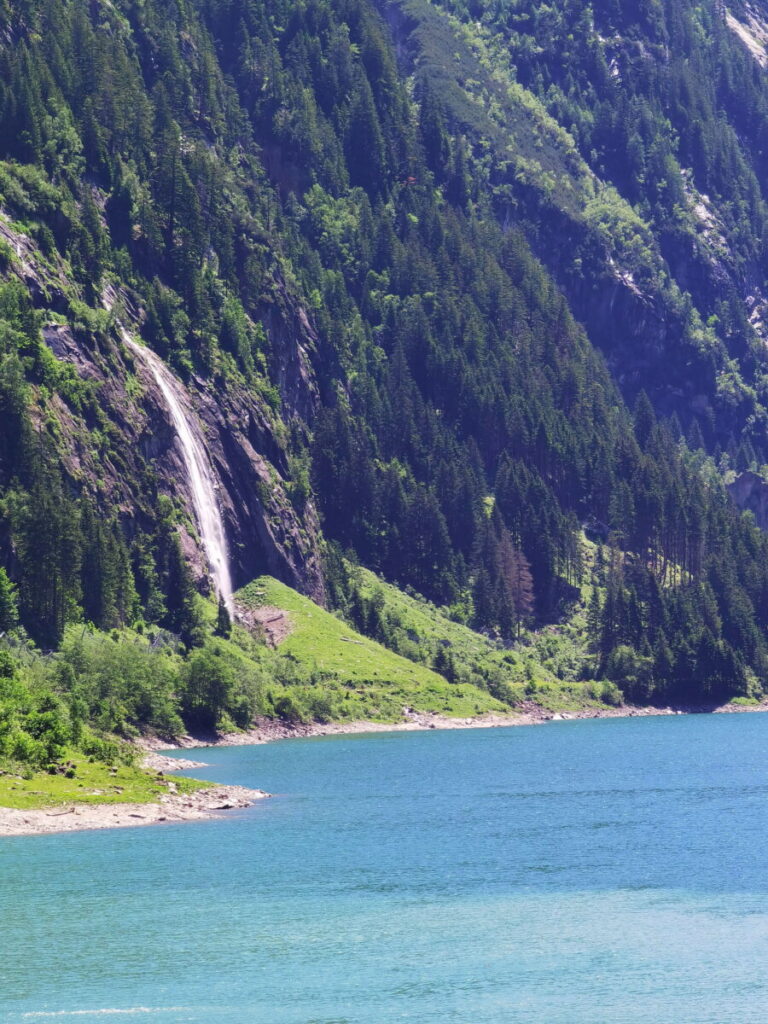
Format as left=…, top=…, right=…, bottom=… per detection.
left=215, top=595, right=232, bottom=639
left=0, top=567, right=18, bottom=633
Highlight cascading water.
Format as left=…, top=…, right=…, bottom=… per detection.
left=119, top=326, right=235, bottom=615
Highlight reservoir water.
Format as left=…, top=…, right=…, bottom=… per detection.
left=3, top=713, right=768, bottom=1023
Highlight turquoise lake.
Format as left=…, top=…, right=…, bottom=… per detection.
left=3, top=713, right=768, bottom=1023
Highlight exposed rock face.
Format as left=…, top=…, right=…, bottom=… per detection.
left=726, top=4, right=768, bottom=68
left=122, top=332, right=325, bottom=603
left=42, top=316, right=326, bottom=602
left=193, top=373, right=325, bottom=601
left=0, top=213, right=67, bottom=312
left=2, top=209, right=325, bottom=606
left=260, top=279, right=320, bottom=424
left=727, top=471, right=768, bottom=530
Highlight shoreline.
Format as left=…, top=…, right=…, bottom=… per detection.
left=140, top=697, right=768, bottom=753
left=0, top=784, right=270, bottom=838
left=3, top=698, right=765, bottom=838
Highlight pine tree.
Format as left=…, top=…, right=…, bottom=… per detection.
left=346, top=73, right=386, bottom=197
left=164, top=534, right=203, bottom=649
left=419, top=80, right=449, bottom=179
left=13, top=461, right=82, bottom=648
left=215, top=595, right=232, bottom=638
left=472, top=568, right=497, bottom=632
left=498, top=532, right=534, bottom=639
left=586, top=587, right=602, bottom=656
left=0, top=567, right=18, bottom=634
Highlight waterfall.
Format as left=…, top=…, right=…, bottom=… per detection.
left=120, top=327, right=235, bottom=615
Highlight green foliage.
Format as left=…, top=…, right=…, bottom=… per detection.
left=0, top=568, right=18, bottom=633
left=0, top=0, right=765, bottom=733
left=0, top=650, right=72, bottom=768
left=0, top=752, right=207, bottom=811
left=181, top=638, right=265, bottom=730
left=238, top=576, right=509, bottom=719
left=57, top=626, right=184, bottom=738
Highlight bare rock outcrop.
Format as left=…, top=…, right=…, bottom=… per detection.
left=118, top=328, right=326, bottom=602
left=727, top=471, right=768, bottom=530
left=2, top=211, right=325, bottom=606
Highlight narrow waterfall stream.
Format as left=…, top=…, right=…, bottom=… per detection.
left=120, top=327, right=235, bottom=614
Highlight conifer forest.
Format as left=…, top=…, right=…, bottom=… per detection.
left=2, top=0, right=768, bottom=770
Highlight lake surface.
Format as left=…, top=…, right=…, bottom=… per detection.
left=3, top=713, right=768, bottom=1023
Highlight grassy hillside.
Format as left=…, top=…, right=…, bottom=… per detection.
left=348, top=564, right=624, bottom=713
left=236, top=577, right=510, bottom=720
left=355, top=566, right=502, bottom=666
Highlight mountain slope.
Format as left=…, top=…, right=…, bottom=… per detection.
left=0, top=0, right=766, bottom=753
left=378, top=0, right=768, bottom=457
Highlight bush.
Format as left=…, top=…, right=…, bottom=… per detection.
left=181, top=643, right=236, bottom=730
left=58, top=627, right=183, bottom=737
left=605, top=645, right=653, bottom=703
left=599, top=680, right=623, bottom=707
left=273, top=693, right=307, bottom=723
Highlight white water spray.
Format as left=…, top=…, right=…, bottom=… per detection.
left=120, top=327, right=234, bottom=614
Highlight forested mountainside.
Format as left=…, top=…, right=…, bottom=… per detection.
left=2, top=0, right=768, bottom=771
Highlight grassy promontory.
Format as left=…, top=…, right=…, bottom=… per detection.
left=0, top=750, right=207, bottom=811
left=0, top=573, right=516, bottom=817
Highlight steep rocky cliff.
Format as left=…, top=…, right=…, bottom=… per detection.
left=2, top=212, right=325, bottom=605
left=728, top=471, right=768, bottom=530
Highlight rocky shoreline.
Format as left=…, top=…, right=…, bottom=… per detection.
left=0, top=784, right=269, bottom=837
left=140, top=698, right=768, bottom=754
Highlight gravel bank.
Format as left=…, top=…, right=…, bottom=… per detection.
left=0, top=785, right=269, bottom=837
